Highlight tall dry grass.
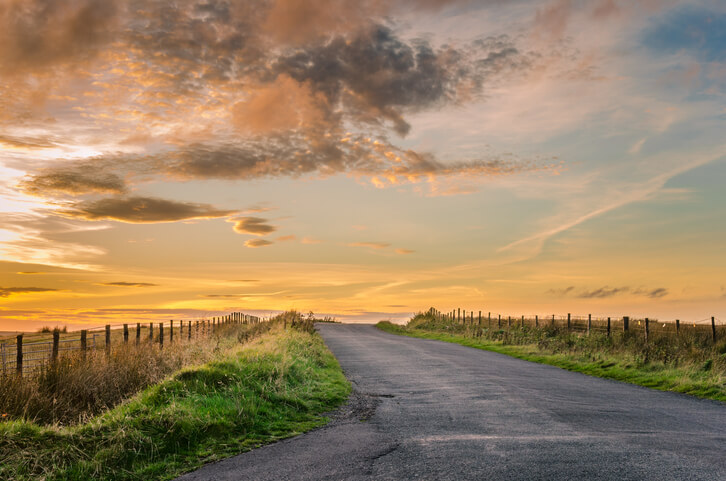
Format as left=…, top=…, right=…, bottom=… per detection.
left=0, top=321, right=274, bottom=425
left=407, top=311, right=726, bottom=375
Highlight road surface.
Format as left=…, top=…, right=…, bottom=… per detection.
left=177, top=323, right=726, bottom=480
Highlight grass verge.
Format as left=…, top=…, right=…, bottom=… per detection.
left=377, top=319, right=726, bottom=402
left=0, top=325, right=350, bottom=480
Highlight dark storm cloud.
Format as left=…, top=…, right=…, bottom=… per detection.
left=59, top=196, right=236, bottom=223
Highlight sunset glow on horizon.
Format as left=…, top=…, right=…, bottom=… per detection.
left=1, top=0, right=726, bottom=331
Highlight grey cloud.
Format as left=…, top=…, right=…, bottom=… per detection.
left=546, top=286, right=576, bottom=296
left=632, top=287, right=668, bottom=299
left=60, top=196, right=236, bottom=223
left=21, top=167, right=127, bottom=196
left=273, top=27, right=530, bottom=135
left=0, top=286, right=59, bottom=297
left=230, top=217, right=277, bottom=235
left=578, top=286, right=629, bottom=299
left=244, top=238, right=273, bottom=248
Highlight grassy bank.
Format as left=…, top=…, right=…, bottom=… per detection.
left=377, top=313, right=726, bottom=402
left=0, top=323, right=350, bottom=480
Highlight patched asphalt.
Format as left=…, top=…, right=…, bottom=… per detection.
left=176, top=323, right=726, bottom=480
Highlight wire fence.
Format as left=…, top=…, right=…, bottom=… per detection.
left=427, top=308, right=726, bottom=342
left=0, top=312, right=261, bottom=377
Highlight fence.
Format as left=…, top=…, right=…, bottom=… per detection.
left=424, top=308, right=726, bottom=343
left=0, top=312, right=261, bottom=376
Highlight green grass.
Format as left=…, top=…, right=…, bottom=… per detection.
left=0, top=326, right=350, bottom=480
left=377, top=320, right=726, bottom=402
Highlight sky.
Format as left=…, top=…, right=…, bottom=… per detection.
left=1, top=0, right=725, bottom=330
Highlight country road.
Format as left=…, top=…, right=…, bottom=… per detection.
left=177, top=323, right=726, bottom=480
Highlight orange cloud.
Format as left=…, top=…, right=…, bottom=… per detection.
left=395, top=248, right=415, bottom=255
left=348, top=242, right=390, bottom=249
left=232, top=75, right=328, bottom=134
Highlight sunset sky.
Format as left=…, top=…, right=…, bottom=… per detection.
left=1, top=0, right=725, bottom=330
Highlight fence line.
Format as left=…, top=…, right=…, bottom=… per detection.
left=425, top=308, right=725, bottom=343
left=0, top=312, right=262, bottom=376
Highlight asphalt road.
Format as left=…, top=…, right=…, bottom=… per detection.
left=177, top=323, right=726, bottom=480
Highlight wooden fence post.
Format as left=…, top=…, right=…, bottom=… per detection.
left=123, top=324, right=129, bottom=343
left=507, top=316, right=511, bottom=329
left=105, top=325, right=111, bottom=355
left=149, top=322, right=153, bottom=341
left=535, top=315, right=538, bottom=328
left=623, top=316, right=629, bottom=332
left=567, top=313, right=571, bottom=331
left=136, top=323, right=141, bottom=345
left=712, top=317, right=717, bottom=343
left=488, top=312, right=491, bottom=328
left=81, top=330, right=87, bottom=360
left=675, top=319, right=680, bottom=336
left=159, top=322, right=164, bottom=348
left=188, top=320, right=192, bottom=340
left=644, top=318, right=649, bottom=342
left=479, top=311, right=482, bottom=326
left=52, top=330, right=60, bottom=362
left=587, top=314, right=591, bottom=336
left=16, top=334, right=22, bottom=376
left=457, top=308, right=461, bottom=323
left=521, top=315, right=524, bottom=328
left=607, top=317, right=611, bottom=337
left=169, top=320, right=173, bottom=343
left=498, top=314, right=501, bottom=328
left=552, top=314, right=555, bottom=327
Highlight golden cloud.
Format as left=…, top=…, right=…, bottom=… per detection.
left=230, top=217, right=277, bottom=235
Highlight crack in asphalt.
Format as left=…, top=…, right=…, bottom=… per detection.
left=176, top=324, right=726, bottom=481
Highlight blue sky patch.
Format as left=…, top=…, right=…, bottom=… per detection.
left=642, top=6, right=726, bottom=61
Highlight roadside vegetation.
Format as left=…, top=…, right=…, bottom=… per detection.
left=0, top=311, right=350, bottom=480
left=378, top=311, right=726, bottom=402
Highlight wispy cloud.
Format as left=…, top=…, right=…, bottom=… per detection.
left=547, top=285, right=669, bottom=299
left=395, top=248, right=415, bottom=255
left=0, top=286, right=59, bottom=298
left=348, top=242, right=391, bottom=250
left=98, top=282, right=158, bottom=288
